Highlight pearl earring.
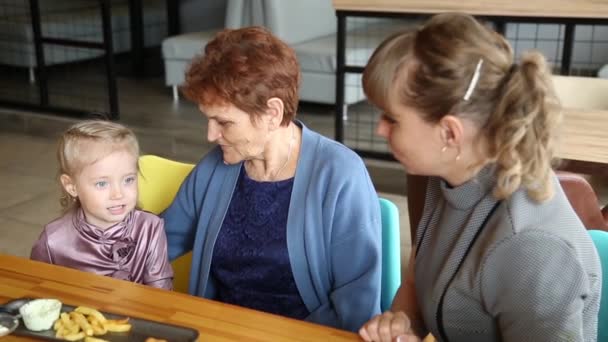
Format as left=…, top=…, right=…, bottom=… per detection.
left=441, top=146, right=447, bottom=153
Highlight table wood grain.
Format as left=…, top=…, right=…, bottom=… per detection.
left=332, top=0, right=608, bottom=18
left=560, top=109, right=608, bottom=166
left=0, top=254, right=359, bottom=342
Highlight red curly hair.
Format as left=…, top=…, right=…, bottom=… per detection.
left=182, top=26, right=301, bottom=125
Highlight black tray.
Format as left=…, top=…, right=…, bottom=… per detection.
left=0, top=298, right=199, bottom=342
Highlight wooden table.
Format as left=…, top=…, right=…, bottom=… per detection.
left=0, top=254, right=359, bottom=342
left=550, top=76, right=608, bottom=175
left=332, top=0, right=608, bottom=18
left=559, top=109, right=608, bottom=175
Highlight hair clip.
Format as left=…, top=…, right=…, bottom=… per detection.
left=463, top=59, right=484, bottom=101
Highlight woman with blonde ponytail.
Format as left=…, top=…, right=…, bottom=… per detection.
left=359, top=13, right=601, bottom=342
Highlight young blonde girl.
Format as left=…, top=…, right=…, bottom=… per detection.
left=31, top=120, right=173, bottom=289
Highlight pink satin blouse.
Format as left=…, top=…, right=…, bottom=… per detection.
left=30, top=208, right=173, bottom=290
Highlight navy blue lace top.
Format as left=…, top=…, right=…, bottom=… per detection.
left=210, top=167, right=309, bottom=319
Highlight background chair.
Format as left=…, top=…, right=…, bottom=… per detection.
left=556, top=171, right=608, bottom=231
left=138, top=155, right=195, bottom=293
left=162, top=0, right=264, bottom=101
left=407, top=172, right=608, bottom=240
left=379, top=197, right=401, bottom=312
left=262, top=0, right=411, bottom=106
left=588, top=230, right=608, bottom=341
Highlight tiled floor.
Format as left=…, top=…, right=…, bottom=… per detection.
left=0, top=77, right=413, bottom=276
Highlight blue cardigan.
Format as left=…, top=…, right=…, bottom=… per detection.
left=162, top=122, right=382, bottom=332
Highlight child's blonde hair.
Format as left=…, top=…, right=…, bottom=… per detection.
left=57, top=120, right=139, bottom=210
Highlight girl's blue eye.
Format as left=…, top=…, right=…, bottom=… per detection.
left=124, top=176, right=136, bottom=185
left=95, top=181, right=108, bottom=188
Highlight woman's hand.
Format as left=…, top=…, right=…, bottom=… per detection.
left=359, top=311, right=421, bottom=342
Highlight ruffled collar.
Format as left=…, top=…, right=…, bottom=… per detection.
left=72, top=208, right=136, bottom=268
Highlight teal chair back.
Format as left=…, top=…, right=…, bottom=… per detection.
left=589, top=230, right=608, bottom=340
left=379, top=198, right=401, bottom=312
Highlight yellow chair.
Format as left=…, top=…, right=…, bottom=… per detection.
left=138, top=155, right=195, bottom=293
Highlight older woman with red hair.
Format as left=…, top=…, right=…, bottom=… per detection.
left=162, top=27, right=382, bottom=332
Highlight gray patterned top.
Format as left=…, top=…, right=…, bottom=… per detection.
left=414, top=166, right=601, bottom=342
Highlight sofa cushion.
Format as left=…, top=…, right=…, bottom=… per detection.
left=162, top=31, right=219, bottom=61
left=294, top=22, right=410, bottom=74
left=263, top=0, right=335, bottom=45
left=299, top=71, right=366, bottom=105
left=162, top=0, right=265, bottom=61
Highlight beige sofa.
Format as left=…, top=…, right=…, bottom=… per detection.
left=263, top=0, right=408, bottom=105
left=161, top=0, right=409, bottom=105
left=161, top=0, right=265, bottom=101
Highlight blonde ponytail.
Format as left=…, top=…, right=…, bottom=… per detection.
left=487, top=52, right=561, bottom=201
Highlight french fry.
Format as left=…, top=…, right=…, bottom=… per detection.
left=70, top=311, right=94, bottom=336
left=52, top=306, right=131, bottom=341
left=60, top=312, right=71, bottom=325
left=89, top=316, right=107, bottom=336
left=107, top=317, right=129, bottom=325
left=104, top=321, right=132, bottom=332
left=92, top=324, right=107, bottom=336
left=63, top=332, right=85, bottom=341
left=55, top=325, right=66, bottom=339
left=103, top=317, right=132, bottom=332
left=59, top=312, right=79, bottom=335
left=145, top=338, right=168, bottom=342
left=53, top=318, right=63, bottom=331
left=84, top=337, right=110, bottom=342
left=75, top=306, right=107, bottom=324
left=68, top=323, right=80, bottom=335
